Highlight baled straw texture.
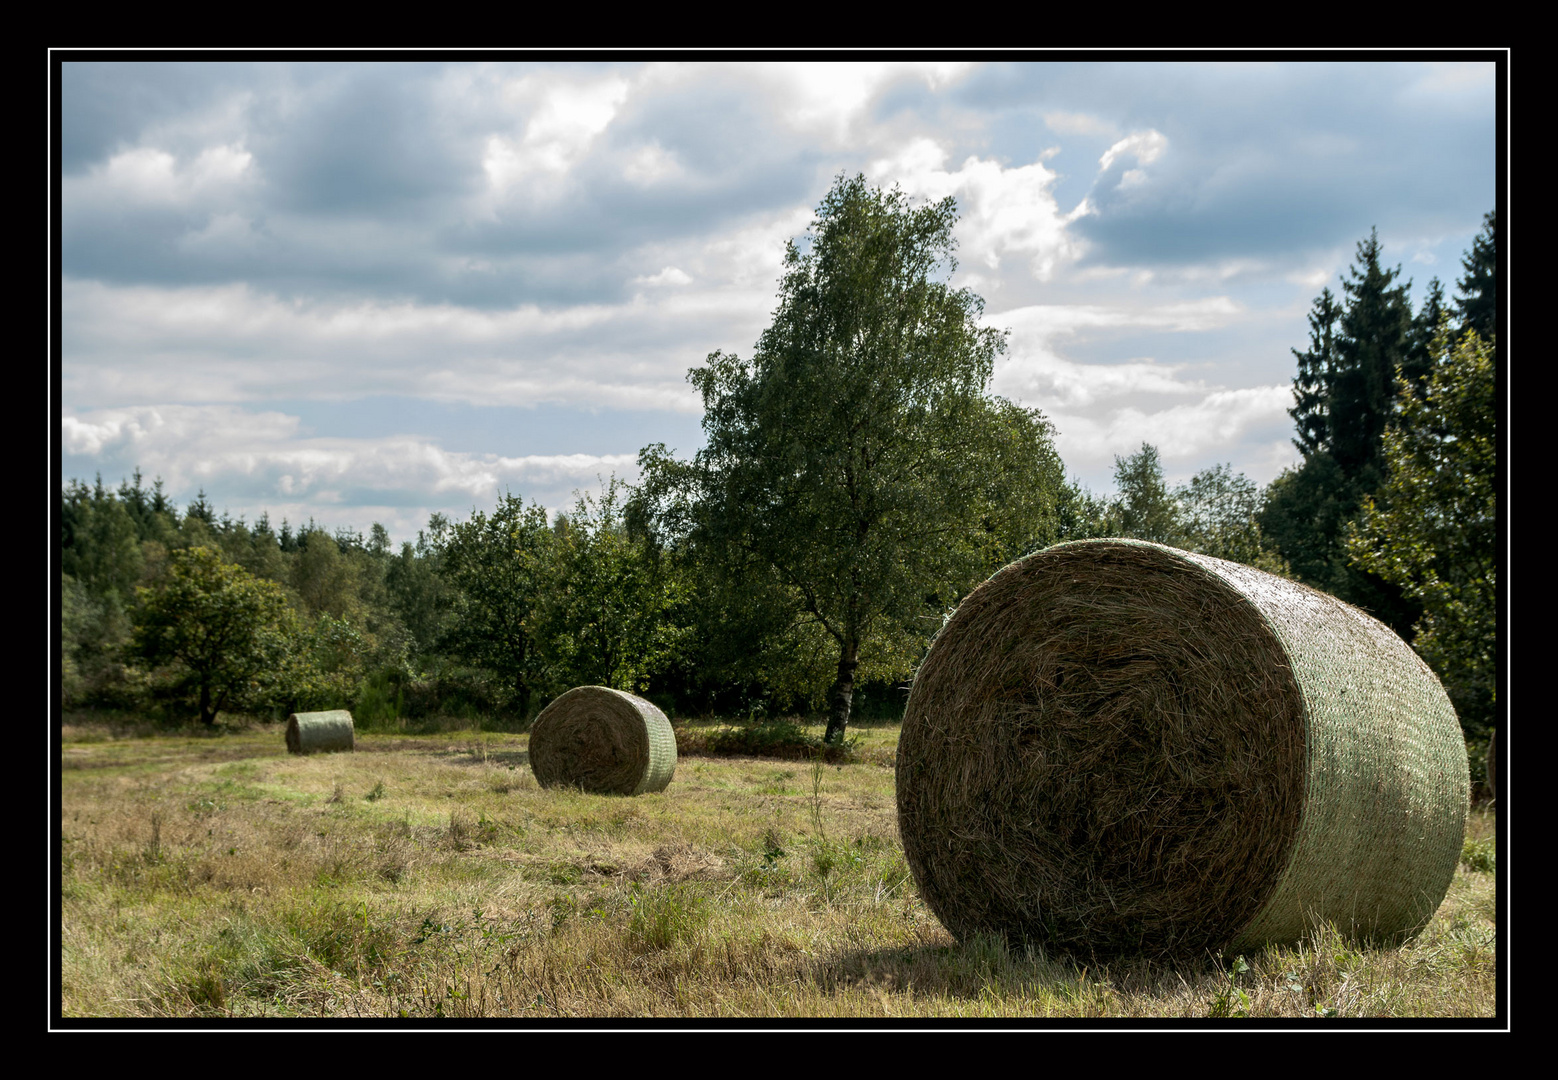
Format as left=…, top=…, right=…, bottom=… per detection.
left=285, top=710, right=355, bottom=755
left=896, top=539, right=1468, bottom=961
left=529, top=686, right=677, bottom=795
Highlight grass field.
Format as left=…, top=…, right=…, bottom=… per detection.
left=57, top=716, right=1498, bottom=1022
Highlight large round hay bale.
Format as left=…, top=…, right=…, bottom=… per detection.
left=897, top=539, right=1468, bottom=961
left=286, top=710, right=355, bottom=754
left=529, top=686, right=677, bottom=795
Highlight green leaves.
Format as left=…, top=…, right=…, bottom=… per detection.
left=539, top=477, right=687, bottom=694
left=642, top=173, right=1066, bottom=737
left=131, top=546, right=297, bottom=725
left=434, top=493, right=554, bottom=714
left=1347, top=323, right=1497, bottom=736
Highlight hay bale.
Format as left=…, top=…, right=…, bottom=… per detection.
left=529, top=686, right=677, bottom=795
left=896, top=539, right=1468, bottom=961
left=286, top=710, right=355, bottom=754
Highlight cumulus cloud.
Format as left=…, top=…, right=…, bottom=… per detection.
left=61, top=404, right=643, bottom=540
left=60, top=274, right=770, bottom=413
left=1042, top=110, right=1117, bottom=137
left=990, top=299, right=1243, bottom=413
left=633, top=266, right=693, bottom=287
left=483, top=70, right=632, bottom=196
left=752, top=62, right=974, bottom=143
left=868, top=138, right=1084, bottom=282
left=58, top=60, right=1494, bottom=537
left=1098, top=129, right=1168, bottom=172
left=1046, top=384, right=1295, bottom=490
left=69, top=142, right=256, bottom=208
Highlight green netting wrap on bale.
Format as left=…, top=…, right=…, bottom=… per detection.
left=529, top=686, right=677, bottom=795
left=896, top=539, right=1468, bottom=961
left=285, top=710, right=356, bottom=755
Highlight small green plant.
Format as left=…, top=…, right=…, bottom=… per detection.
left=810, top=756, right=827, bottom=840
left=1207, top=955, right=1251, bottom=1018
left=762, top=828, right=786, bottom=866
left=1460, top=837, right=1495, bottom=874
left=364, top=780, right=386, bottom=801
left=626, top=883, right=710, bottom=951
left=144, top=811, right=164, bottom=866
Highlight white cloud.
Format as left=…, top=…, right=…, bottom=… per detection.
left=1405, top=61, right=1496, bottom=97
left=634, top=266, right=693, bottom=287
left=61, top=404, right=645, bottom=541
left=868, top=139, right=1084, bottom=281
left=1099, top=129, right=1168, bottom=172
left=61, top=263, right=777, bottom=413
left=1047, top=384, right=1295, bottom=490
left=747, top=62, right=974, bottom=144
left=1042, top=110, right=1117, bottom=137
left=622, top=142, right=683, bottom=186
left=67, top=142, right=256, bottom=209
left=484, top=71, right=632, bottom=194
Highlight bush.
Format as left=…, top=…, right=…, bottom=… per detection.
left=675, top=717, right=858, bottom=762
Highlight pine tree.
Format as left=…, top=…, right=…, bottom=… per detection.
left=1260, top=228, right=1420, bottom=637
left=1288, top=287, right=1342, bottom=459
left=1328, top=228, right=1415, bottom=486
left=1405, top=277, right=1446, bottom=399
left=1455, top=210, right=1497, bottom=341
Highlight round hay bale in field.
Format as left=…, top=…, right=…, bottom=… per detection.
left=286, top=710, right=356, bottom=755
left=529, top=686, right=677, bottom=795
left=896, top=539, right=1468, bottom=961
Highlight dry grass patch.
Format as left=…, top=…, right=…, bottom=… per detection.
left=59, top=722, right=1496, bottom=1020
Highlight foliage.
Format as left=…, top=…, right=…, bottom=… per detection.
left=61, top=477, right=145, bottom=602
left=131, top=546, right=298, bottom=725
left=277, top=613, right=372, bottom=713
left=1174, top=463, right=1290, bottom=574
left=435, top=494, right=554, bottom=717
left=540, top=478, right=687, bottom=694
left=1347, top=325, right=1496, bottom=738
left=676, top=716, right=858, bottom=762
left=639, top=174, right=1065, bottom=742
left=1455, top=211, right=1497, bottom=343
left=1459, top=836, right=1495, bottom=875
left=1110, top=443, right=1183, bottom=545
left=1057, top=448, right=1287, bottom=575
left=1261, top=227, right=1429, bottom=637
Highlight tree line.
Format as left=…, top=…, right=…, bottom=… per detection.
left=58, top=178, right=1497, bottom=744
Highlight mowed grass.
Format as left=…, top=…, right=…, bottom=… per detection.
left=58, top=718, right=1498, bottom=1021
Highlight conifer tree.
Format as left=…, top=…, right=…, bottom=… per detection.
left=1260, top=228, right=1420, bottom=636
left=1455, top=211, right=1497, bottom=342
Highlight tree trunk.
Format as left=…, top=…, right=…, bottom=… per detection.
left=198, top=682, right=216, bottom=726
left=824, top=638, right=859, bottom=745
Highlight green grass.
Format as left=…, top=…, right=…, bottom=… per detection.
left=58, top=715, right=1497, bottom=1020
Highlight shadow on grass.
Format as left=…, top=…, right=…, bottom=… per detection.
left=810, top=934, right=1224, bottom=1011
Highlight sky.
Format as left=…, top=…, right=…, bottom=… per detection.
left=56, top=57, right=1501, bottom=545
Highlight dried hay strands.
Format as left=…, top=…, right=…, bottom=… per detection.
left=286, top=710, right=356, bottom=755
left=896, top=539, right=1469, bottom=961
left=529, top=686, right=677, bottom=795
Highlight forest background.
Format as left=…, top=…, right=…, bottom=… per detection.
left=57, top=184, right=1500, bottom=764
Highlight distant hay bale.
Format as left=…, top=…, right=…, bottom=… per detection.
left=286, top=710, right=356, bottom=755
left=529, top=686, right=677, bottom=795
left=896, top=539, right=1468, bottom=961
